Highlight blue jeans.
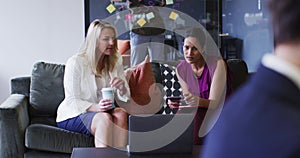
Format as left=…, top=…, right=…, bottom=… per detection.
left=130, top=32, right=165, bottom=67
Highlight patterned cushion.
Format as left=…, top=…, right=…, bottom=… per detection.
left=160, top=64, right=182, bottom=114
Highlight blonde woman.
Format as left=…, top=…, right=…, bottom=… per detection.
left=56, top=19, right=130, bottom=147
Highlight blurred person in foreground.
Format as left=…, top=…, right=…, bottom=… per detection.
left=201, top=0, right=300, bottom=157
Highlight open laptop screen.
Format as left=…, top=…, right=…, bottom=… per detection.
left=128, top=114, right=194, bottom=155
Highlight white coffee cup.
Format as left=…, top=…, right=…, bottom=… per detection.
left=101, top=87, right=115, bottom=109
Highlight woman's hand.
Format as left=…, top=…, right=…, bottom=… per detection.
left=110, top=77, right=127, bottom=96
left=87, top=99, right=113, bottom=112
left=98, top=98, right=114, bottom=112
left=167, top=99, right=181, bottom=109
left=183, top=92, right=199, bottom=106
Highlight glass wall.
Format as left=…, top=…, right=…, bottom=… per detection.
left=85, top=0, right=273, bottom=71
left=222, top=0, right=274, bottom=72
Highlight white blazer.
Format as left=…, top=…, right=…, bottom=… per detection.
left=56, top=53, right=130, bottom=122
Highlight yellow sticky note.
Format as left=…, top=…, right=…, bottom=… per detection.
left=137, top=18, right=147, bottom=27
left=106, top=4, right=116, bottom=14
left=169, top=11, right=179, bottom=20
left=146, top=12, right=155, bottom=20
left=166, top=0, right=174, bottom=5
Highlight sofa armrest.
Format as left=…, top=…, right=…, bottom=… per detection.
left=11, top=76, right=31, bottom=97
left=0, top=94, right=30, bottom=158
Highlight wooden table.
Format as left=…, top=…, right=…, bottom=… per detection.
left=71, top=145, right=202, bottom=158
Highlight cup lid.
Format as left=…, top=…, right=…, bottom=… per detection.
left=101, top=87, right=114, bottom=91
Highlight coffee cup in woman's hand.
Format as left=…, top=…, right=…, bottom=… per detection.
left=100, top=87, right=115, bottom=110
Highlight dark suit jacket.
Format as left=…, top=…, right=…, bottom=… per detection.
left=201, top=64, right=300, bottom=158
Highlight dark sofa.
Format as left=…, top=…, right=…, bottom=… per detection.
left=0, top=59, right=248, bottom=158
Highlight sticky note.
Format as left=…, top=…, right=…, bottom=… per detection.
left=126, top=14, right=133, bottom=21
left=137, top=18, right=147, bottom=27
left=169, top=11, right=179, bottom=20
left=106, top=4, right=116, bottom=14
left=146, top=12, right=155, bottom=20
left=166, top=0, right=174, bottom=5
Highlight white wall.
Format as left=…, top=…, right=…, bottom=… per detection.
left=0, top=0, right=85, bottom=103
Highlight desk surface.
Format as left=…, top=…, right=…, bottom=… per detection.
left=71, top=145, right=202, bottom=158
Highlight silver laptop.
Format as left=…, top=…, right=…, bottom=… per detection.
left=127, top=114, right=194, bottom=155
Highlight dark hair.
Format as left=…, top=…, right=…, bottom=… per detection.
left=184, top=27, right=206, bottom=47
left=268, top=0, right=300, bottom=45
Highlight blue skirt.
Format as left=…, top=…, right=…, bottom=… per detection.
left=57, top=112, right=97, bottom=136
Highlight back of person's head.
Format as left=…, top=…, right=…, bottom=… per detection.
left=268, top=0, right=300, bottom=45
left=184, top=27, right=206, bottom=48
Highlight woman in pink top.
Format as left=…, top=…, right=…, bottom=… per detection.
left=168, top=27, right=232, bottom=145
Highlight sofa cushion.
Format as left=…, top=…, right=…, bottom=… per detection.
left=160, top=64, right=182, bottom=114
left=117, top=40, right=130, bottom=55
left=30, top=62, right=65, bottom=117
left=227, top=59, right=248, bottom=91
left=122, top=58, right=163, bottom=114
left=151, top=62, right=163, bottom=84
left=25, top=124, right=94, bottom=153
left=125, top=60, right=156, bottom=105
left=30, top=116, right=57, bottom=126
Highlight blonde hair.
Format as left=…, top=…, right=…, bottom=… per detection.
left=79, top=19, right=118, bottom=76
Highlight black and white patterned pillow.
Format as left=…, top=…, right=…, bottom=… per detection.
left=160, top=64, right=182, bottom=114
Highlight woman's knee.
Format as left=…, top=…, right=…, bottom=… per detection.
left=92, top=113, right=113, bottom=128
left=113, top=108, right=128, bottom=120
left=96, top=112, right=113, bottom=120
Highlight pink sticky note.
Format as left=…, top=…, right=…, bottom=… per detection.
left=126, top=14, right=133, bottom=21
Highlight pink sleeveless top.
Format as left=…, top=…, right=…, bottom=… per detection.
left=176, top=56, right=231, bottom=144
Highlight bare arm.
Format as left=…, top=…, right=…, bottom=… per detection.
left=175, top=59, right=227, bottom=109
left=207, top=59, right=227, bottom=109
